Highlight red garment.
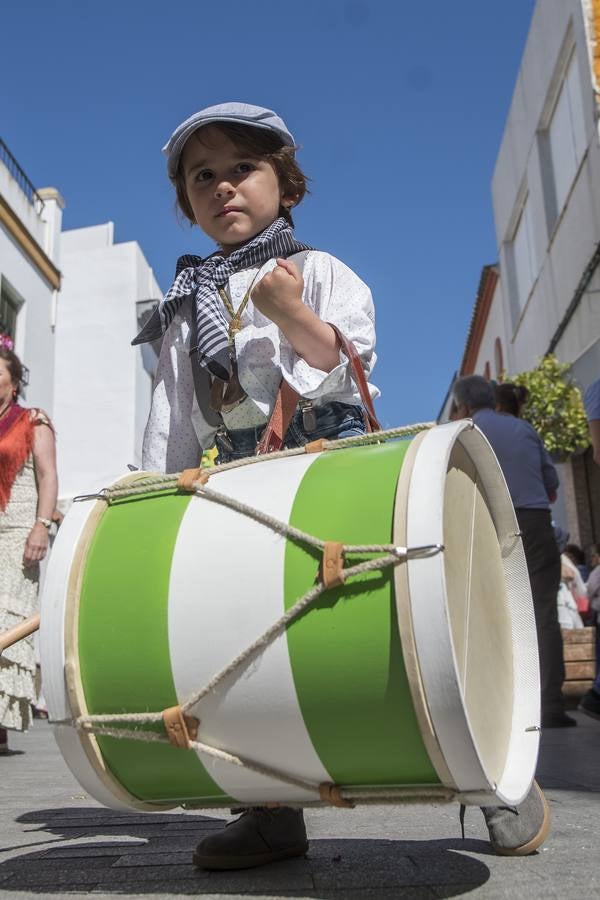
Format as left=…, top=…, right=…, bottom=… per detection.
left=0, top=405, right=35, bottom=512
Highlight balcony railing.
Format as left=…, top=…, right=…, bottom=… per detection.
left=0, top=138, right=45, bottom=214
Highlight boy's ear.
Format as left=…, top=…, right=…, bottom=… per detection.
left=281, top=192, right=298, bottom=209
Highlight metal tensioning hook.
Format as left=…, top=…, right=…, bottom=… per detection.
left=393, top=543, right=445, bottom=560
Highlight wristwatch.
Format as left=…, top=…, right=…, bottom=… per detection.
left=36, top=516, right=52, bottom=528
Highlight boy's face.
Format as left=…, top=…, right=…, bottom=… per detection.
left=181, top=126, right=287, bottom=252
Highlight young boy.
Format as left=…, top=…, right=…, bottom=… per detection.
left=136, top=104, right=550, bottom=873
left=135, top=102, right=378, bottom=475
left=133, top=102, right=379, bottom=870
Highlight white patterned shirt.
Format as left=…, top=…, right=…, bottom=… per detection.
left=142, top=250, right=378, bottom=473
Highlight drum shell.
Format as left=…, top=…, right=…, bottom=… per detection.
left=40, top=421, right=540, bottom=810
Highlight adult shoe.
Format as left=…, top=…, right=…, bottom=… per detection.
left=193, top=806, right=308, bottom=870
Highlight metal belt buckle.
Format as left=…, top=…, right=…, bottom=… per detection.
left=216, top=426, right=234, bottom=454
left=299, top=399, right=317, bottom=434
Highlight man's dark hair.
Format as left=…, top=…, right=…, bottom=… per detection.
left=453, top=375, right=495, bottom=413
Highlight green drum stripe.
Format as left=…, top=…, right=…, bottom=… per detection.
left=284, top=442, right=440, bottom=787
left=78, top=490, right=229, bottom=804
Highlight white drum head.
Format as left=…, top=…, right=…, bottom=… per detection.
left=395, top=420, right=540, bottom=806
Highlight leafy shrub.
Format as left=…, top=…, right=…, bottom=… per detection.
left=505, top=354, right=590, bottom=457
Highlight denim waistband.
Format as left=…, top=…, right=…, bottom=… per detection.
left=215, top=401, right=366, bottom=463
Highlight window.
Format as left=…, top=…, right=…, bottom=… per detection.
left=509, top=193, right=538, bottom=314
left=546, top=51, right=587, bottom=220
left=484, top=361, right=491, bottom=380
left=0, top=278, right=22, bottom=339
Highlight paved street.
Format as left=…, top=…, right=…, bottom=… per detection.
left=1, top=713, right=598, bottom=899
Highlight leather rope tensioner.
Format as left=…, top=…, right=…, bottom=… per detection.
left=321, top=541, right=346, bottom=590
left=162, top=705, right=200, bottom=750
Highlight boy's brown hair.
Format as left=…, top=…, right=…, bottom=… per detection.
left=174, top=122, right=308, bottom=227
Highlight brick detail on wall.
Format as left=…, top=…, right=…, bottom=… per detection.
left=570, top=448, right=600, bottom=551
left=562, top=459, right=581, bottom=546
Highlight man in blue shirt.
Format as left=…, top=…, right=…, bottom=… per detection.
left=452, top=375, right=574, bottom=728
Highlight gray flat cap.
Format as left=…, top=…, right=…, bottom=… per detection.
left=163, top=102, right=295, bottom=180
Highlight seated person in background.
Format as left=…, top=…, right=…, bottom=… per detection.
left=580, top=544, right=600, bottom=720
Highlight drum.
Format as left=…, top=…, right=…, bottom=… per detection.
left=40, top=420, right=540, bottom=812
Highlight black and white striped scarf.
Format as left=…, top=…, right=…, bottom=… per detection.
left=132, top=218, right=312, bottom=382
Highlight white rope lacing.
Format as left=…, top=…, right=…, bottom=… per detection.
left=72, top=421, right=435, bottom=505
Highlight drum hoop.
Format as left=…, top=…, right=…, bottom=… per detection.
left=403, top=420, right=539, bottom=803
left=405, top=422, right=493, bottom=793
left=393, top=430, right=457, bottom=790
left=64, top=479, right=174, bottom=812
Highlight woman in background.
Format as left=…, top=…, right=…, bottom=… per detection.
left=0, top=348, right=57, bottom=754
left=495, top=382, right=529, bottom=418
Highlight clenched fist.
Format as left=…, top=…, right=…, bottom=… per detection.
left=251, top=258, right=304, bottom=324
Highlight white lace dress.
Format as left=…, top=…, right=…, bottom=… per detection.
left=0, top=455, right=39, bottom=731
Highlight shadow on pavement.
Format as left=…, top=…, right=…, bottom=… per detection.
left=536, top=714, right=600, bottom=791
left=0, top=807, right=491, bottom=897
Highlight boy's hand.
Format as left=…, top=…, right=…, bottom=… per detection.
left=251, top=258, right=304, bottom=324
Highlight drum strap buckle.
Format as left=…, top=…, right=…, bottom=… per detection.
left=162, top=705, right=200, bottom=750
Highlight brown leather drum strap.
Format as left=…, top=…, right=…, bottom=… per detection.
left=255, top=325, right=380, bottom=454
left=328, top=323, right=381, bottom=433
left=255, top=378, right=301, bottom=455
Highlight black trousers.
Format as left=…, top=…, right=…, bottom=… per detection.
left=516, top=508, right=565, bottom=717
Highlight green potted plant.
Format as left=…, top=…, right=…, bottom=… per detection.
left=504, top=354, right=590, bottom=460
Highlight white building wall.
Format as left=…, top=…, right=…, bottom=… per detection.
left=472, top=280, right=510, bottom=378
left=488, top=0, right=600, bottom=544
left=0, top=231, right=55, bottom=412
left=133, top=242, right=159, bottom=465
left=0, top=158, right=62, bottom=415
left=0, top=158, right=47, bottom=249
left=492, top=0, right=600, bottom=380
left=54, top=223, right=161, bottom=502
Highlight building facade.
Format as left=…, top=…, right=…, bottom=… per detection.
left=492, top=0, right=600, bottom=547
left=0, top=140, right=63, bottom=414
left=492, top=0, right=600, bottom=384
left=1, top=138, right=162, bottom=507
left=445, top=0, right=600, bottom=547
left=54, top=223, right=161, bottom=504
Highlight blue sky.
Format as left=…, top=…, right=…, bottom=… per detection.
left=2, top=0, right=535, bottom=426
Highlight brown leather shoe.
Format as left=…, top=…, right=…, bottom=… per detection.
left=193, top=806, right=308, bottom=870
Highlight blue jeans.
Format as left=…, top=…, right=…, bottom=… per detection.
left=215, top=401, right=366, bottom=463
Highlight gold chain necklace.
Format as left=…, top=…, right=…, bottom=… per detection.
left=217, top=270, right=261, bottom=346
